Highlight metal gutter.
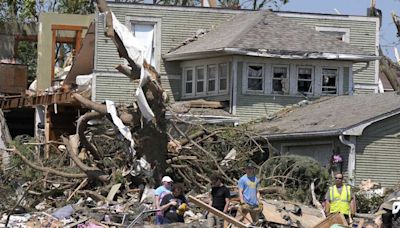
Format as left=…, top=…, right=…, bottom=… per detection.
left=259, top=129, right=341, bottom=140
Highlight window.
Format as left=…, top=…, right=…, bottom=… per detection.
left=247, top=64, right=264, bottom=92
left=196, top=66, right=205, bottom=94
left=184, top=68, right=194, bottom=95
left=322, top=68, right=338, bottom=95
left=297, top=67, right=313, bottom=95
left=132, top=23, right=156, bottom=67
left=182, top=61, right=229, bottom=97
left=272, top=66, right=289, bottom=94
left=219, top=63, right=228, bottom=92
left=207, top=65, right=217, bottom=93
left=315, top=27, right=350, bottom=43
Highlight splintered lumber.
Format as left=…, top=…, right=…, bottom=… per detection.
left=261, top=200, right=291, bottom=226
left=188, top=99, right=225, bottom=109
left=313, top=213, right=348, bottom=228
left=188, top=195, right=248, bottom=228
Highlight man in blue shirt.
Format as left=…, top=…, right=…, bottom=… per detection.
left=237, top=162, right=262, bottom=224
left=154, top=176, right=173, bottom=224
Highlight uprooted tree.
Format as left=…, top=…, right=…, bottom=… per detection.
left=9, top=0, right=168, bottom=187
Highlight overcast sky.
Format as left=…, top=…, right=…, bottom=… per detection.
left=280, top=0, right=400, bottom=60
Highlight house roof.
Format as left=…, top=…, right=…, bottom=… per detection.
left=164, top=11, right=377, bottom=61
left=253, top=92, right=400, bottom=139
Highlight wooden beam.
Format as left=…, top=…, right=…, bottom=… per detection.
left=51, top=24, right=87, bottom=31
left=188, top=195, right=248, bottom=228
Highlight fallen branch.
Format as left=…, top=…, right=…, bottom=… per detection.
left=8, top=147, right=86, bottom=178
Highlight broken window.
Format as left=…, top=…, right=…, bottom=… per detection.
left=297, top=67, right=313, bottom=95
left=322, top=68, right=338, bottom=95
left=184, top=68, right=194, bottom=95
left=207, top=65, right=217, bottom=93
left=247, top=64, right=264, bottom=92
left=219, top=63, right=228, bottom=92
left=272, top=66, right=289, bottom=94
left=196, top=66, right=205, bottom=94
left=132, top=23, right=156, bottom=67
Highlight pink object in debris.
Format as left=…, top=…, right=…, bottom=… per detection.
left=333, top=155, right=343, bottom=163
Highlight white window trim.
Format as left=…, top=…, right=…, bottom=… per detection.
left=195, top=66, right=206, bottom=96
left=315, top=26, right=350, bottom=43
left=207, top=64, right=218, bottom=95
left=182, top=67, right=194, bottom=97
left=271, top=65, right=290, bottom=95
left=243, top=63, right=265, bottom=94
left=218, top=63, right=229, bottom=94
left=126, top=16, right=162, bottom=72
left=321, top=67, right=339, bottom=95
left=180, top=58, right=231, bottom=98
left=296, top=66, right=314, bottom=96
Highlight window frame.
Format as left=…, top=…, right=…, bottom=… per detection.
left=245, top=63, right=265, bottom=93
left=218, top=63, right=229, bottom=94
left=181, top=59, right=230, bottom=98
left=271, top=65, right=290, bottom=95
left=183, top=67, right=195, bottom=97
left=207, top=64, right=218, bottom=95
left=321, top=67, right=339, bottom=95
left=195, top=66, right=206, bottom=96
left=297, top=66, right=314, bottom=96
left=127, top=16, right=161, bottom=71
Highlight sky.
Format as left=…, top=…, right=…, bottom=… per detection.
left=280, top=0, right=400, bottom=61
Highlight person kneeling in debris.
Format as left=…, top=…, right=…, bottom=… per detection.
left=324, top=173, right=356, bottom=223
left=160, top=183, right=188, bottom=224
left=154, top=176, right=173, bottom=224
left=207, top=173, right=231, bottom=228
left=237, top=162, right=263, bottom=224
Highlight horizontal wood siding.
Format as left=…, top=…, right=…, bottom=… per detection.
left=95, top=4, right=237, bottom=104
left=282, top=16, right=377, bottom=86
left=355, top=115, right=400, bottom=187
left=95, top=73, right=136, bottom=104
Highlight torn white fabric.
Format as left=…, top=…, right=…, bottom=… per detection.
left=111, top=12, right=155, bottom=122
left=105, top=100, right=135, bottom=154
left=111, top=13, right=145, bottom=67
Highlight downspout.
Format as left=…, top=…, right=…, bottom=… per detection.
left=339, top=135, right=356, bottom=185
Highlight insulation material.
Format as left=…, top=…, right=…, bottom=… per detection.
left=105, top=100, right=135, bottom=154
left=111, top=13, right=155, bottom=122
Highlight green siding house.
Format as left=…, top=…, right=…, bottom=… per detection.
left=93, top=3, right=380, bottom=123
left=253, top=92, right=400, bottom=187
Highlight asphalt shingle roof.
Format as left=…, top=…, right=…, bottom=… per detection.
left=252, top=92, right=400, bottom=137
left=166, top=11, right=372, bottom=58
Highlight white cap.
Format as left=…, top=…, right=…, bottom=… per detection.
left=161, top=176, right=173, bottom=183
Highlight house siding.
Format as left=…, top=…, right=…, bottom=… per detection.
left=279, top=14, right=378, bottom=90
left=95, top=4, right=238, bottom=103
left=355, top=115, right=400, bottom=187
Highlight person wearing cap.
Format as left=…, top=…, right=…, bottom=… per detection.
left=237, top=162, right=262, bottom=224
left=154, top=176, right=173, bottom=224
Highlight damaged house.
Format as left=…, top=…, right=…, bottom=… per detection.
left=252, top=92, right=400, bottom=187
left=93, top=3, right=380, bottom=123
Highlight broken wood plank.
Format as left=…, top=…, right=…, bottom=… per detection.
left=261, top=200, right=291, bottom=226
left=107, top=183, right=122, bottom=202
left=313, top=213, right=348, bottom=228
left=188, top=195, right=248, bottom=228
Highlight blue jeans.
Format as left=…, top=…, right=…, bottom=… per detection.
left=156, top=214, right=164, bottom=224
